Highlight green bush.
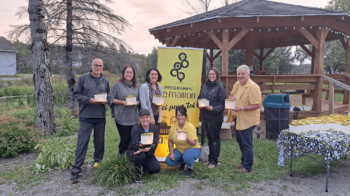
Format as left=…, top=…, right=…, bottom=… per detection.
left=30, top=144, right=75, bottom=173
left=13, top=108, right=37, bottom=126
left=0, top=118, right=41, bottom=157
left=0, top=86, right=34, bottom=97
left=92, top=153, right=137, bottom=188
left=55, top=107, right=79, bottom=137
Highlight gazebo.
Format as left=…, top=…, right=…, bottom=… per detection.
left=149, top=0, right=350, bottom=117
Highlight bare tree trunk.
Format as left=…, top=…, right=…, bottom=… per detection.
left=65, top=0, right=76, bottom=111
left=28, top=0, right=56, bottom=135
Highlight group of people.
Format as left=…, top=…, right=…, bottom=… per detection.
left=69, top=58, right=261, bottom=184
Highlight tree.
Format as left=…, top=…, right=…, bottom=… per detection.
left=9, top=0, right=131, bottom=111
left=180, top=0, right=241, bottom=15
left=28, top=0, right=56, bottom=135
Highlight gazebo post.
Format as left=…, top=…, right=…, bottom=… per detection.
left=209, top=48, right=214, bottom=68
left=222, top=29, right=229, bottom=76
left=259, top=48, right=264, bottom=71
left=312, top=27, right=329, bottom=112
left=166, top=39, right=171, bottom=47
left=244, top=32, right=254, bottom=67
left=343, top=37, right=350, bottom=104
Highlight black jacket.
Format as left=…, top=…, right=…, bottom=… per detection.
left=127, top=124, right=159, bottom=157
left=198, top=80, right=226, bottom=121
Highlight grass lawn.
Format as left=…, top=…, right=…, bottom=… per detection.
left=40, top=112, right=342, bottom=194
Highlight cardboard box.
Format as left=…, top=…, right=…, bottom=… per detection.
left=220, top=128, right=232, bottom=140
left=230, top=122, right=235, bottom=133
left=253, top=120, right=266, bottom=139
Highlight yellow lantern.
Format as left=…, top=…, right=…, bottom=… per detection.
left=152, top=95, right=165, bottom=105
left=141, top=132, right=153, bottom=145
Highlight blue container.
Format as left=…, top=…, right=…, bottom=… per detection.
left=263, top=93, right=290, bottom=109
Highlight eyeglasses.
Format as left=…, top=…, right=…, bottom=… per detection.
left=176, top=114, right=186, bottom=117
left=93, top=64, right=103, bottom=68
left=125, top=71, right=133, bottom=74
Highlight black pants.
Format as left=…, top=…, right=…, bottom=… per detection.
left=72, top=121, right=105, bottom=174
left=116, top=122, right=133, bottom=154
left=202, top=119, right=222, bottom=165
left=130, top=152, right=161, bottom=174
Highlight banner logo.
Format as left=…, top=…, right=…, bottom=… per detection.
left=170, top=53, right=189, bottom=82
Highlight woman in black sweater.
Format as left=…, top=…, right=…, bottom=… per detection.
left=127, top=109, right=161, bottom=183
left=198, top=67, right=226, bottom=169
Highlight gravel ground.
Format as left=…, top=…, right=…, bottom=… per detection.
left=1, top=153, right=350, bottom=196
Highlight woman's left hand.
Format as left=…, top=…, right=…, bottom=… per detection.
left=205, top=106, right=213, bottom=111
left=136, top=101, right=140, bottom=105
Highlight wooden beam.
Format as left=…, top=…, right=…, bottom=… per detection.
left=301, top=16, right=304, bottom=21
left=260, top=48, right=264, bottom=71
left=213, top=50, right=222, bottom=60
left=245, top=32, right=255, bottom=67
left=166, top=38, right=171, bottom=46
left=257, top=16, right=259, bottom=22
left=170, top=36, right=180, bottom=47
left=340, top=38, right=347, bottom=50
left=344, top=37, right=350, bottom=104
left=206, top=31, right=222, bottom=50
left=297, top=27, right=320, bottom=50
left=263, top=47, right=275, bottom=60
left=258, top=30, right=263, bottom=44
left=254, top=51, right=260, bottom=60
left=299, top=45, right=313, bottom=57
left=228, top=28, right=250, bottom=50
left=271, top=30, right=279, bottom=42
left=329, top=82, right=334, bottom=114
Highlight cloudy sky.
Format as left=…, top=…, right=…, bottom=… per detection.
left=0, top=0, right=331, bottom=54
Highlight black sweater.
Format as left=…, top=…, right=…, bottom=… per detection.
left=127, top=124, right=159, bottom=156
left=198, top=80, right=226, bottom=121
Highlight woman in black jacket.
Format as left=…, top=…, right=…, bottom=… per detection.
left=127, top=109, right=161, bottom=183
left=198, top=67, right=226, bottom=169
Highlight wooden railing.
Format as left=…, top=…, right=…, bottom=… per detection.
left=323, top=74, right=350, bottom=104
left=323, top=75, right=350, bottom=114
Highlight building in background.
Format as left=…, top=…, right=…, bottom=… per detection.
left=0, top=36, right=18, bottom=76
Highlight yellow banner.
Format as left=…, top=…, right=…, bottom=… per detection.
left=155, top=47, right=203, bottom=161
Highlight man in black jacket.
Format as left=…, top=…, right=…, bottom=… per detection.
left=70, top=58, right=110, bottom=184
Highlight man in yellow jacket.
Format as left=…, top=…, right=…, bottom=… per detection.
left=229, top=65, right=261, bottom=173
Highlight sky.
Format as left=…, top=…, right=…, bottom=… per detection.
left=0, top=0, right=331, bottom=55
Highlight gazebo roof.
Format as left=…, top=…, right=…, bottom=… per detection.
left=150, top=0, right=348, bottom=32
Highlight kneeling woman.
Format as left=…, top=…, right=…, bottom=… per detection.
left=165, top=106, right=201, bottom=177
left=127, top=109, right=161, bottom=182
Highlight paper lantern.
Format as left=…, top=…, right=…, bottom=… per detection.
left=221, top=121, right=231, bottom=129
left=176, top=130, right=187, bottom=140
left=152, top=95, right=165, bottom=105
left=225, top=99, right=236, bottom=109
left=141, top=132, right=153, bottom=145
left=94, top=93, right=107, bottom=102
left=198, top=99, right=209, bottom=107
left=126, top=95, right=137, bottom=105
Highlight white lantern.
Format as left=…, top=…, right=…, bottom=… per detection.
left=198, top=99, right=209, bottom=107
left=176, top=130, right=187, bottom=140
left=141, top=132, right=153, bottom=145
left=289, top=124, right=297, bottom=133
left=152, top=95, right=165, bottom=105
left=221, top=121, right=231, bottom=129
left=94, top=93, right=107, bottom=102
left=126, top=95, right=137, bottom=106
left=225, top=99, right=236, bottom=109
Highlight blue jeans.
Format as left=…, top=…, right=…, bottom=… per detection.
left=202, top=119, right=222, bottom=165
left=165, top=148, right=201, bottom=169
left=234, top=122, right=255, bottom=171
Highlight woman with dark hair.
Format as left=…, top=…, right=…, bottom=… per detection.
left=165, top=106, right=201, bottom=177
left=127, top=109, right=161, bottom=183
left=108, top=65, right=139, bottom=154
left=198, top=67, right=225, bottom=169
left=139, top=68, right=163, bottom=126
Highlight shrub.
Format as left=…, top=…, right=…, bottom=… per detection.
left=13, top=108, right=37, bottom=126
left=30, top=144, right=75, bottom=173
left=55, top=107, right=79, bottom=137
left=0, top=118, right=41, bottom=157
left=92, top=153, right=137, bottom=188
